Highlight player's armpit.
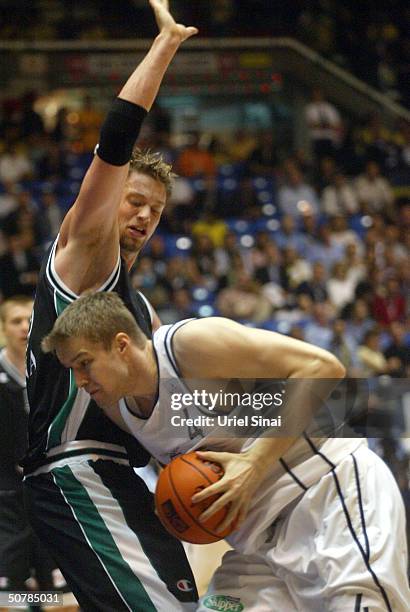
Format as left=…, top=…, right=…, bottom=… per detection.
left=54, top=220, right=120, bottom=296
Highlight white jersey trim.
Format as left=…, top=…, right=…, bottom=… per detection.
left=26, top=453, right=130, bottom=477
left=46, top=439, right=128, bottom=458
left=137, top=291, right=154, bottom=325
left=46, top=235, right=121, bottom=304
left=50, top=469, right=133, bottom=612
left=61, top=387, right=93, bottom=443
left=0, top=348, right=26, bottom=387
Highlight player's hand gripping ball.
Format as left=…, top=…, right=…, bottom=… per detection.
left=155, top=452, right=235, bottom=544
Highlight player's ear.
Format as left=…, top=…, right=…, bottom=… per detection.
left=114, top=332, right=131, bottom=355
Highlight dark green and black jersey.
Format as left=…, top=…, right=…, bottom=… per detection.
left=0, top=350, right=28, bottom=489
left=23, top=239, right=151, bottom=474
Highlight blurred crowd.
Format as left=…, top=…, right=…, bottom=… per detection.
left=0, top=86, right=409, bottom=542
left=0, top=0, right=408, bottom=107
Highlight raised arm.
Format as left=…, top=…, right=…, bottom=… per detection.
left=55, top=1, right=197, bottom=294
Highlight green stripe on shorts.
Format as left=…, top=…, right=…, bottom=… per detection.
left=53, top=465, right=156, bottom=612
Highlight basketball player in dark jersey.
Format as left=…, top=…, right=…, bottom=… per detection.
left=22, top=2, right=199, bottom=610
left=0, top=297, right=74, bottom=610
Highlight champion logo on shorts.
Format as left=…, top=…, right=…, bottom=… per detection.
left=203, top=595, right=244, bottom=612
left=176, top=579, right=194, bottom=592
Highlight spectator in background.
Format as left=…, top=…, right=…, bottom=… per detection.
left=372, top=275, right=406, bottom=326
left=300, top=212, right=319, bottom=247
left=357, top=328, right=389, bottom=376
left=288, top=325, right=305, bottom=341
left=355, top=160, right=395, bottom=215
left=162, top=255, right=200, bottom=294
left=145, top=234, right=168, bottom=279
left=328, top=214, right=363, bottom=253
left=214, top=230, right=245, bottom=277
left=275, top=214, right=307, bottom=255
left=383, top=223, right=408, bottom=263
left=344, top=298, right=375, bottom=345
left=0, top=143, right=33, bottom=184
left=165, top=174, right=196, bottom=231
left=175, top=131, right=217, bottom=178
left=304, top=222, right=345, bottom=271
left=245, top=130, right=278, bottom=178
left=278, top=164, right=319, bottom=218
left=0, top=233, right=39, bottom=299
left=304, top=87, right=343, bottom=163
left=75, top=95, right=104, bottom=153
left=175, top=131, right=217, bottom=215
left=36, top=138, right=68, bottom=181
left=157, top=287, right=196, bottom=324
left=190, top=233, right=217, bottom=283
left=1, top=188, right=41, bottom=242
left=50, top=107, right=69, bottom=144
left=296, top=261, right=329, bottom=304
left=327, top=260, right=357, bottom=312
left=38, top=190, right=63, bottom=247
left=249, top=236, right=282, bottom=286
left=344, top=242, right=367, bottom=287
left=192, top=210, right=228, bottom=247
left=20, top=91, right=45, bottom=140
left=0, top=180, right=19, bottom=220
left=329, top=318, right=360, bottom=375
left=304, top=302, right=333, bottom=349
left=321, top=171, right=359, bottom=215
left=280, top=246, right=312, bottom=292
left=226, top=128, right=257, bottom=164
left=313, top=155, right=337, bottom=192
left=384, top=321, right=409, bottom=378
left=216, top=268, right=272, bottom=323
left=355, top=113, right=395, bottom=173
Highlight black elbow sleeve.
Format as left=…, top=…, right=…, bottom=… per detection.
left=96, top=98, right=148, bottom=166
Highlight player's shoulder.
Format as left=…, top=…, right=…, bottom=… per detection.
left=0, top=361, right=8, bottom=384
left=175, top=316, right=240, bottom=343
left=172, top=317, right=243, bottom=366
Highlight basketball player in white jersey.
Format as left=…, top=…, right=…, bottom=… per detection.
left=43, top=293, right=410, bottom=612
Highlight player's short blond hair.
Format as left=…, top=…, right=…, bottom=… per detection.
left=41, top=292, right=146, bottom=354
left=0, top=295, right=33, bottom=324
left=129, top=148, right=176, bottom=198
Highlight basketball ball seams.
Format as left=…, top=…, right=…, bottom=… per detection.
left=155, top=452, right=234, bottom=544
left=179, top=455, right=217, bottom=486
left=168, top=457, right=225, bottom=540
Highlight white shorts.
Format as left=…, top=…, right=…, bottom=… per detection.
left=197, top=447, right=410, bottom=611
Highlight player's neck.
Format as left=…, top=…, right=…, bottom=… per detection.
left=127, top=341, right=158, bottom=417
left=121, top=249, right=138, bottom=271
left=4, top=346, right=26, bottom=378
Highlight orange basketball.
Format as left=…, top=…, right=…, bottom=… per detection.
left=155, top=452, right=235, bottom=544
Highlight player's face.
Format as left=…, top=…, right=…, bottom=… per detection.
left=118, top=171, right=166, bottom=256
left=2, top=303, right=32, bottom=355
left=56, top=336, right=130, bottom=408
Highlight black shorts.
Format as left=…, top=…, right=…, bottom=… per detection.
left=0, top=489, right=61, bottom=590
left=23, top=458, right=198, bottom=612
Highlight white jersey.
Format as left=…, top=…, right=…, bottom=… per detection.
left=120, top=320, right=366, bottom=554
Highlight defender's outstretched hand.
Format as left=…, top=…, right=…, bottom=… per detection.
left=149, top=0, right=198, bottom=42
